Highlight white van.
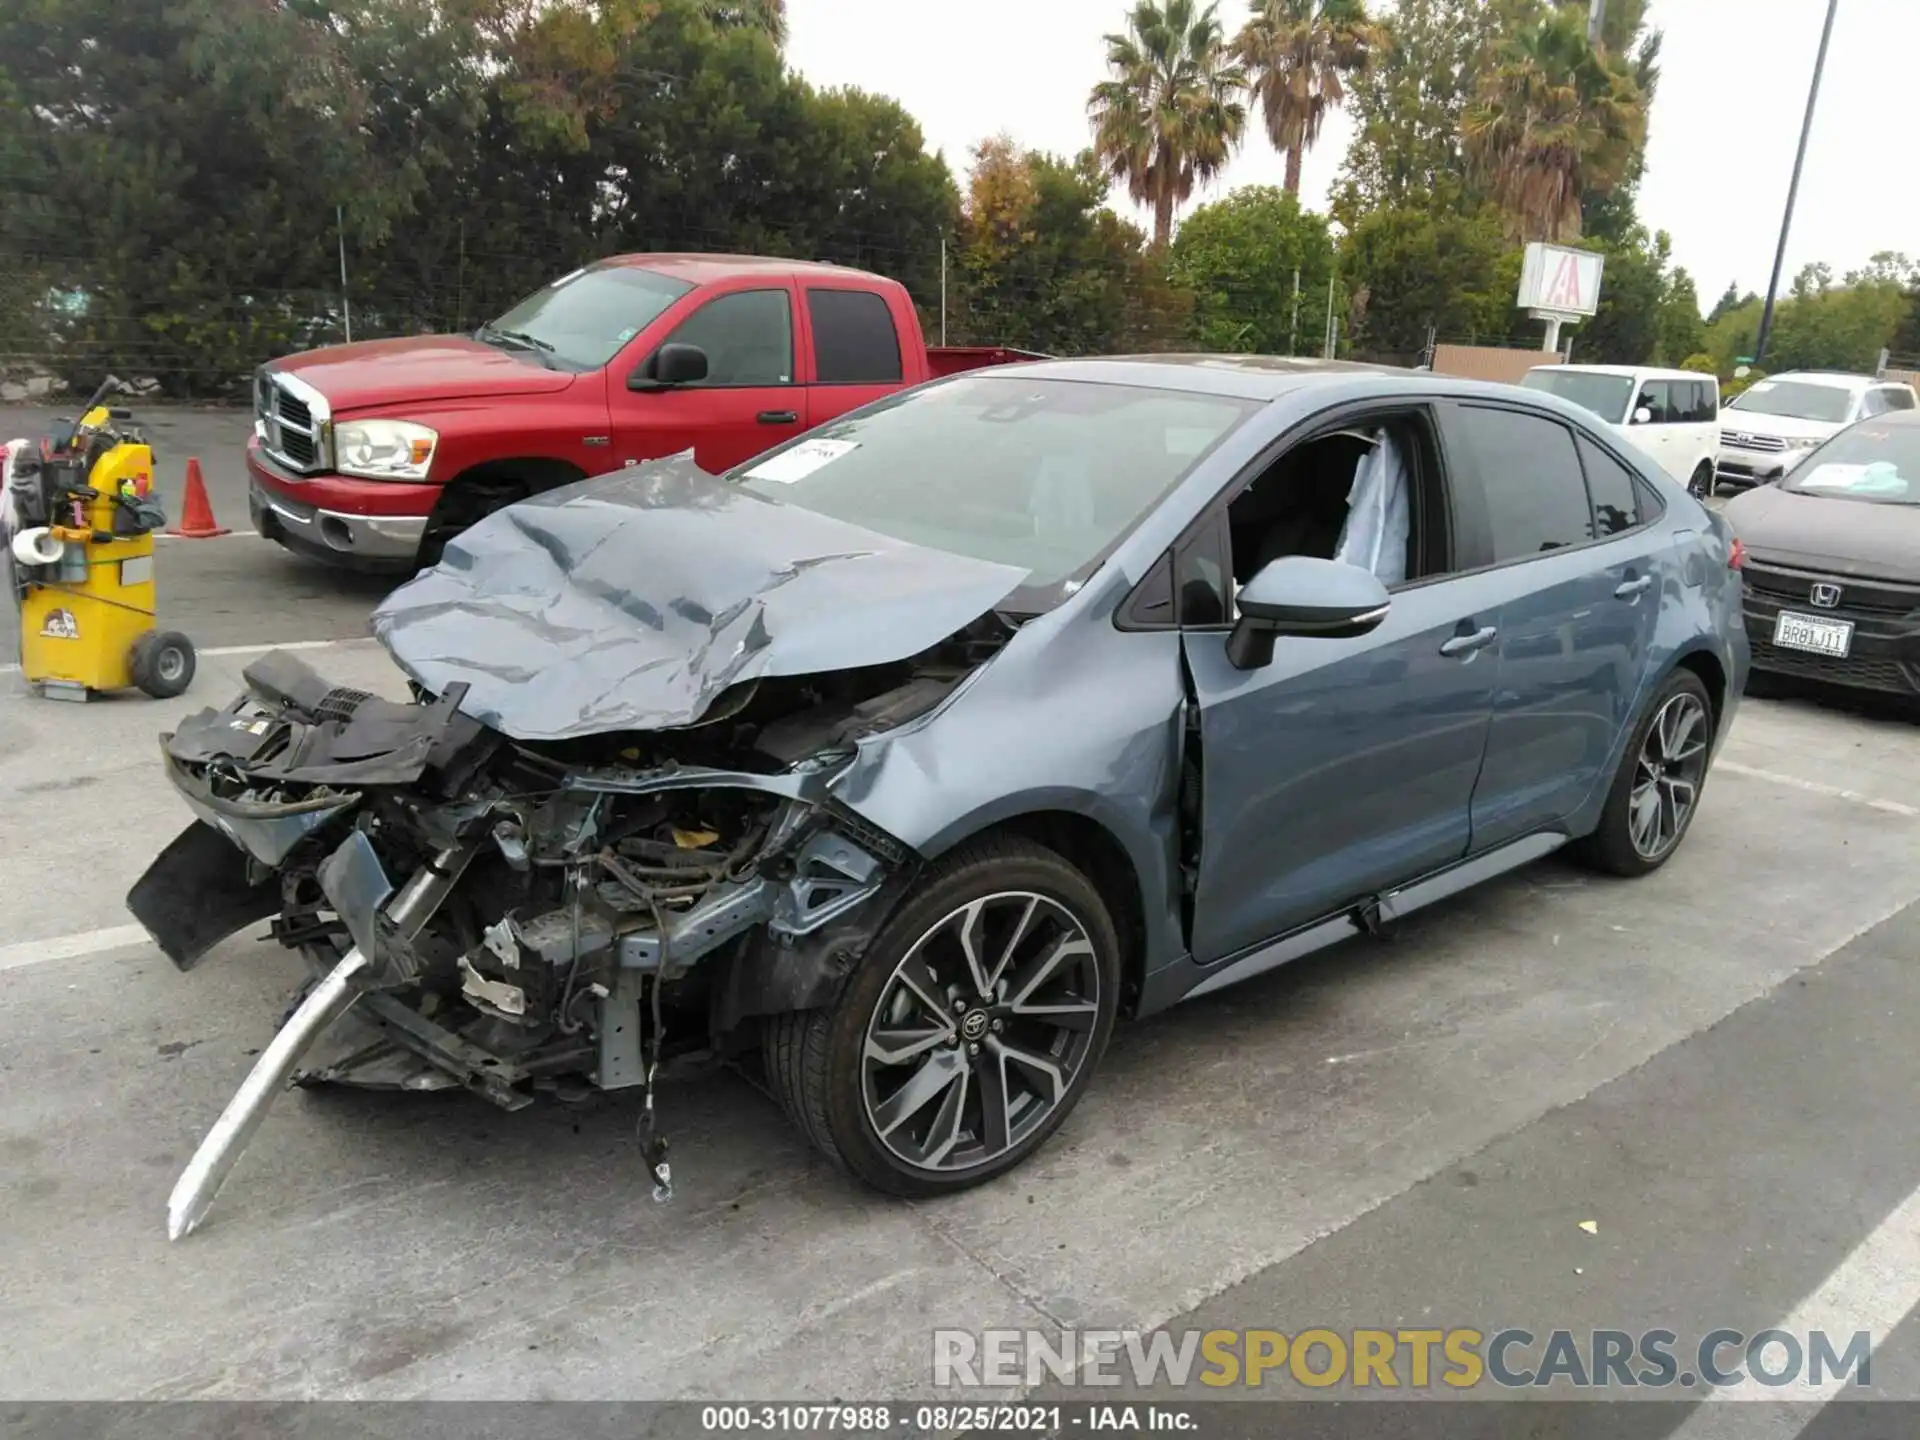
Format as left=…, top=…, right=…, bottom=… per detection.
left=1520, top=364, right=1721, bottom=496
left=1715, top=371, right=1918, bottom=492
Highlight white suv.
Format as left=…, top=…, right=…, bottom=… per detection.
left=1716, top=371, right=1918, bottom=492
left=1521, top=364, right=1721, bottom=496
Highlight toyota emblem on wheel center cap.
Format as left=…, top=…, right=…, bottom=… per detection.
left=1810, top=582, right=1843, bottom=609
left=960, top=1009, right=991, bottom=1041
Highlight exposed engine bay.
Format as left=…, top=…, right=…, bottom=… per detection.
left=130, top=616, right=1012, bottom=1236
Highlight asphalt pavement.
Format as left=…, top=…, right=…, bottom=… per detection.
left=1, top=409, right=1917, bottom=1439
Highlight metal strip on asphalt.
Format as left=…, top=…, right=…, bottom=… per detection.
left=1665, top=1182, right=1920, bottom=1433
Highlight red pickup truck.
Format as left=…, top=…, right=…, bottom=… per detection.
left=247, top=255, right=1035, bottom=569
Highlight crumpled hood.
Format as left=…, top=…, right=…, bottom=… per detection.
left=370, top=457, right=1029, bottom=741
left=1725, top=482, right=1920, bottom=581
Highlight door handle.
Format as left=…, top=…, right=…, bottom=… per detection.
left=757, top=410, right=799, bottom=425
left=1614, top=575, right=1653, bottom=599
left=1439, top=626, right=1498, bottom=658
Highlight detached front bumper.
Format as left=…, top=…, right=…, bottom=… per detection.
left=247, top=440, right=433, bottom=568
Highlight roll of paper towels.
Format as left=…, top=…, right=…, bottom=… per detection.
left=11, top=527, right=64, bottom=565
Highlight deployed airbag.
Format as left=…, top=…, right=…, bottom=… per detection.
left=371, top=457, right=1028, bottom=741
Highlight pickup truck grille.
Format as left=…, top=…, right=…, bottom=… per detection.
left=1720, top=429, right=1788, bottom=453
left=255, top=370, right=329, bottom=473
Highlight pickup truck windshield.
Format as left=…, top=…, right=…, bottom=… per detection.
left=732, top=374, right=1259, bottom=612
left=1520, top=369, right=1634, bottom=423
left=481, top=265, right=692, bottom=370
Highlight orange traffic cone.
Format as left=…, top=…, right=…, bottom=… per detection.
left=166, top=457, right=230, bottom=537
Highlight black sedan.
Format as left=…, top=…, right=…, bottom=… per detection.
left=1725, top=411, right=1920, bottom=695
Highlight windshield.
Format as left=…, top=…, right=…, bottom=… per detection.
left=1520, top=369, right=1636, bottom=422
left=731, top=374, right=1259, bottom=611
left=1781, top=423, right=1920, bottom=503
left=481, top=265, right=692, bottom=370
left=1727, top=380, right=1856, bottom=424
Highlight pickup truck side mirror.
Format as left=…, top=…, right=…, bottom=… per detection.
left=631, top=343, right=709, bottom=391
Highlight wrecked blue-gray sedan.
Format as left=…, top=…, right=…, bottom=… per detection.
left=130, top=357, right=1750, bottom=1236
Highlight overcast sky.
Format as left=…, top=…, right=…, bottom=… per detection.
left=786, top=0, right=1917, bottom=311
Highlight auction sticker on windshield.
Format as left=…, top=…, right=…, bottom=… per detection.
left=745, top=437, right=858, bottom=484
left=1774, top=611, right=1853, bottom=658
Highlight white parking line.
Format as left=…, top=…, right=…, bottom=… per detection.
left=1716, top=760, right=1920, bottom=818
left=0, top=923, right=154, bottom=974
left=0, top=636, right=355, bottom=675
left=1666, top=1183, right=1920, bottom=1434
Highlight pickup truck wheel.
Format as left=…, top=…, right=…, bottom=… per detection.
left=419, top=476, right=530, bottom=568
left=763, top=837, right=1120, bottom=1197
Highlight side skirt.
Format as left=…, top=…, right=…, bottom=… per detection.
left=1138, top=830, right=1569, bottom=1012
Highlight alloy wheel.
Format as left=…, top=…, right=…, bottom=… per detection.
left=1629, top=692, right=1709, bottom=860
left=861, top=891, right=1104, bottom=1173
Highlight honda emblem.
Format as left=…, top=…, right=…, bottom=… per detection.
left=1810, top=582, right=1843, bottom=609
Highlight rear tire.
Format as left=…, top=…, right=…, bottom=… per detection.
left=129, top=629, right=196, bottom=698
left=1574, top=669, right=1715, bottom=877
left=763, top=836, right=1120, bottom=1197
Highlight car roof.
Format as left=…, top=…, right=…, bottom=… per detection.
left=599, top=253, right=892, bottom=285
left=1763, top=371, right=1886, bottom=390
left=1529, top=363, right=1711, bottom=382
left=971, top=353, right=1424, bottom=402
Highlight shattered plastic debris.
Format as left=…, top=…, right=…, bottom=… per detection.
left=1578, top=1220, right=1598, bottom=1235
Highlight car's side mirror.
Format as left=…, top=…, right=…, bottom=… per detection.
left=630, top=342, right=709, bottom=391
left=1226, top=556, right=1391, bottom=670
left=1632, top=406, right=1653, bottom=425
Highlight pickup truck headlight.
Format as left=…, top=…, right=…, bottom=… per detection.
left=334, top=419, right=438, bottom=481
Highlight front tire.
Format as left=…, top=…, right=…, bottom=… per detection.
left=1688, top=462, right=1715, bottom=500
left=764, top=837, right=1120, bottom=1197
left=1575, top=669, right=1715, bottom=877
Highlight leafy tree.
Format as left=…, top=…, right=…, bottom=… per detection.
left=1332, top=0, right=1506, bottom=219
left=950, top=139, right=1175, bottom=355
left=1706, top=281, right=1747, bottom=325
left=1461, top=3, right=1647, bottom=243
left=1088, top=0, right=1247, bottom=249
left=1658, top=266, right=1705, bottom=365
left=1168, top=186, right=1335, bottom=352
left=1235, top=0, right=1381, bottom=196
left=1340, top=200, right=1513, bottom=357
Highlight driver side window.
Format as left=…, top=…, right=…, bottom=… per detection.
left=660, top=289, right=794, bottom=387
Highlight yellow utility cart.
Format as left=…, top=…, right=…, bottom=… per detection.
left=6, top=379, right=196, bottom=702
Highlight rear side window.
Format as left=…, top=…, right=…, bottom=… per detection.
left=1636, top=379, right=1673, bottom=423
left=1577, top=435, right=1643, bottom=537
left=1450, top=406, right=1594, bottom=561
left=1694, top=381, right=1719, bottom=421
left=1888, top=388, right=1917, bottom=411
left=808, top=288, right=904, bottom=384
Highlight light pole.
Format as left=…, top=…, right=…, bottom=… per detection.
left=1755, top=0, right=1841, bottom=366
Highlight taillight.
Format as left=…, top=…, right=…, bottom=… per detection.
left=1728, top=537, right=1745, bottom=570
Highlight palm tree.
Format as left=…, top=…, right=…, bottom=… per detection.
left=1460, top=5, right=1647, bottom=244
left=1236, top=0, right=1381, bottom=197
left=1088, top=0, right=1247, bottom=250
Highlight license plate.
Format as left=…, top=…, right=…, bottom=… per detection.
left=1773, top=610, right=1853, bottom=658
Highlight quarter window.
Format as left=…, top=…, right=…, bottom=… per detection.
left=1577, top=436, right=1642, bottom=537
left=1886, top=388, right=1917, bottom=412
left=807, top=288, right=904, bottom=384
left=1451, top=406, right=1594, bottom=561
left=660, top=289, right=793, bottom=386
